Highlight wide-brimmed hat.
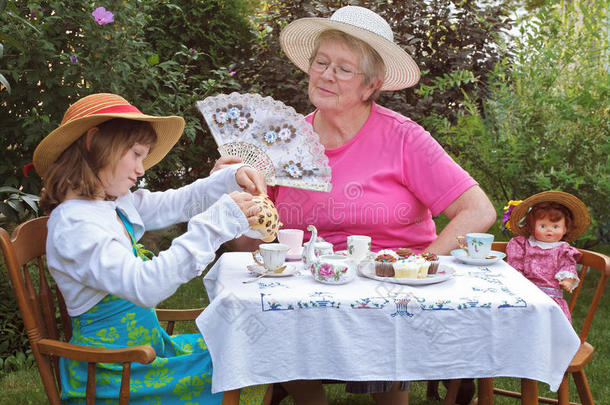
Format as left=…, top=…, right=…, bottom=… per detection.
left=33, top=93, right=185, bottom=178
left=280, top=5, right=420, bottom=91
left=508, top=191, right=590, bottom=242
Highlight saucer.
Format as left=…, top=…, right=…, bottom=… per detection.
left=246, top=264, right=299, bottom=277
left=450, top=249, right=506, bottom=265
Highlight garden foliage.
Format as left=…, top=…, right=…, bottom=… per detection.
left=433, top=2, right=609, bottom=247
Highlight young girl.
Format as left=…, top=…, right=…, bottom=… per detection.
left=505, top=191, right=590, bottom=321
left=33, top=93, right=268, bottom=404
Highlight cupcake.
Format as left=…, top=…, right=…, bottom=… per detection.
left=374, top=249, right=399, bottom=277
left=421, top=252, right=440, bottom=274
left=392, top=259, right=419, bottom=279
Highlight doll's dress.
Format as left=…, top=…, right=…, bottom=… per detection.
left=506, top=235, right=582, bottom=322
left=59, top=211, right=266, bottom=404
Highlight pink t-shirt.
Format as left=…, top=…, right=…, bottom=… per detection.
left=268, top=102, right=477, bottom=252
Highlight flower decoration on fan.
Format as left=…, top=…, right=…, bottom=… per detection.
left=502, top=200, right=523, bottom=231
left=197, top=92, right=332, bottom=192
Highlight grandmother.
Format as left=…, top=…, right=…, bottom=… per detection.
left=217, top=5, right=495, bottom=405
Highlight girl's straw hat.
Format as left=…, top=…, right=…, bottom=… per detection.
left=508, top=191, right=590, bottom=242
left=279, top=5, right=420, bottom=91
left=33, top=93, right=185, bottom=178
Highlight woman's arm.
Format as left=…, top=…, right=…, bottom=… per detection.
left=424, top=185, right=496, bottom=255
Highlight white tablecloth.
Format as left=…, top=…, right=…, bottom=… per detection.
left=196, top=252, right=580, bottom=394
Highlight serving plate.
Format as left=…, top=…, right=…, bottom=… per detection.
left=450, top=249, right=506, bottom=266
left=359, top=263, right=455, bottom=285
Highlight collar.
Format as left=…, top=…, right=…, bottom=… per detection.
left=527, top=235, right=566, bottom=250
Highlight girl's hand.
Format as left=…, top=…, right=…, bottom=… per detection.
left=559, top=277, right=577, bottom=292
left=236, top=166, right=266, bottom=195
left=210, top=156, right=242, bottom=174
left=229, top=191, right=261, bottom=225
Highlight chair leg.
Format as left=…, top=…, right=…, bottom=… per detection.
left=477, top=378, right=494, bottom=405
left=222, top=389, right=241, bottom=405
left=557, top=375, right=569, bottom=405
left=443, top=379, right=461, bottom=405
left=521, top=379, right=538, bottom=405
left=572, top=370, right=594, bottom=405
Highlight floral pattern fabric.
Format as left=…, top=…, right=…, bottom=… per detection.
left=506, top=235, right=581, bottom=321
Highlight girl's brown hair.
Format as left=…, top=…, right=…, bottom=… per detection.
left=526, top=202, right=573, bottom=241
left=40, top=119, right=157, bottom=212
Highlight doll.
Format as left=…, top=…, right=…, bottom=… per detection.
left=505, top=191, right=590, bottom=321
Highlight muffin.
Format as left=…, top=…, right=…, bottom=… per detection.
left=374, top=249, right=399, bottom=277
left=421, top=252, right=440, bottom=274
left=392, top=259, right=419, bottom=279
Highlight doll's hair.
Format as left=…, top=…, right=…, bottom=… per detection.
left=40, top=119, right=157, bottom=213
left=526, top=201, right=574, bottom=241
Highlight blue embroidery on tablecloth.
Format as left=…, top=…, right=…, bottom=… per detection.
left=297, top=292, right=340, bottom=309
left=260, top=293, right=295, bottom=312
left=257, top=281, right=288, bottom=289
left=391, top=296, right=415, bottom=317
left=421, top=299, right=454, bottom=311
left=350, top=297, right=390, bottom=309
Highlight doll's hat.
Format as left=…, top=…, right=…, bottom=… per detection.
left=280, top=5, right=420, bottom=90
left=508, top=191, right=590, bottom=241
left=33, top=93, right=185, bottom=178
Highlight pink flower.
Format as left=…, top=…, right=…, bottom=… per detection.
left=318, top=263, right=334, bottom=278
left=229, top=71, right=236, bottom=76
left=92, top=7, right=114, bottom=25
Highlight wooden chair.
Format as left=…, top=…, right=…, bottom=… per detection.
left=487, top=241, right=609, bottom=404
left=0, top=216, right=249, bottom=405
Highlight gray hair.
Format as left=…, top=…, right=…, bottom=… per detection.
left=309, top=29, right=385, bottom=102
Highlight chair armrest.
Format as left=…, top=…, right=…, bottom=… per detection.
left=37, top=338, right=156, bottom=364
left=156, top=308, right=205, bottom=322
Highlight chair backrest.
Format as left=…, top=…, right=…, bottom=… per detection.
left=0, top=216, right=70, bottom=404
left=492, top=241, right=610, bottom=343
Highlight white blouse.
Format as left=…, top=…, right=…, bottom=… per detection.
left=46, top=166, right=248, bottom=316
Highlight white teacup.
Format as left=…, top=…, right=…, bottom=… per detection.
left=278, top=229, right=304, bottom=255
left=346, top=235, right=371, bottom=261
left=457, top=233, right=494, bottom=259
left=252, top=243, right=290, bottom=272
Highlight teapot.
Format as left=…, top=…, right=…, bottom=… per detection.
left=301, top=227, right=334, bottom=266
left=304, top=225, right=355, bottom=285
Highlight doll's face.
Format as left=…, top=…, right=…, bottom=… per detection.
left=533, top=215, right=567, bottom=243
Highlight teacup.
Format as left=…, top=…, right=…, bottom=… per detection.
left=252, top=243, right=290, bottom=272
left=346, top=235, right=371, bottom=262
left=278, top=229, right=304, bottom=256
left=310, top=254, right=355, bottom=285
left=457, top=233, right=494, bottom=259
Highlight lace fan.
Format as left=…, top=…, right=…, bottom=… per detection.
left=197, top=92, right=332, bottom=192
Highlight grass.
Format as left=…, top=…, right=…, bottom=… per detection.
left=1, top=219, right=609, bottom=404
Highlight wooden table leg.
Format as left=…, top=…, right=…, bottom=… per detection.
left=521, top=379, right=539, bottom=405
left=477, top=378, right=494, bottom=405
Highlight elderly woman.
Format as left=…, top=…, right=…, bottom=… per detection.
left=217, top=5, right=495, bottom=405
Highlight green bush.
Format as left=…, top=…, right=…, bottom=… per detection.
left=0, top=0, right=255, bottom=197
left=434, top=2, right=609, bottom=248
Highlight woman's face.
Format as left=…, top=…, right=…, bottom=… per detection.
left=533, top=215, right=567, bottom=243
left=308, top=41, right=376, bottom=114
left=99, top=142, right=150, bottom=198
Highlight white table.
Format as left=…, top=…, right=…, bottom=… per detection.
left=196, top=252, right=580, bottom=398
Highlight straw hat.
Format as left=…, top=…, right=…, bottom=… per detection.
left=33, top=93, right=185, bottom=178
left=280, top=5, right=420, bottom=91
left=508, top=191, right=590, bottom=242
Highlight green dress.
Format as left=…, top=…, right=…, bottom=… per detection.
left=59, top=211, right=266, bottom=404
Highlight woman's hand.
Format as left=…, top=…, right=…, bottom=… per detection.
left=229, top=191, right=261, bottom=225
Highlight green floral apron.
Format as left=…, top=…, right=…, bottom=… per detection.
left=59, top=210, right=266, bottom=404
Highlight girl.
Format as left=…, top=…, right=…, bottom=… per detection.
left=33, top=93, right=267, bottom=404
left=505, top=191, right=590, bottom=321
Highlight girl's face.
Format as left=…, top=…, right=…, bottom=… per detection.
left=99, top=143, right=150, bottom=198
left=307, top=41, right=376, bottom=114
left=533, top=215, right=567, bottom=243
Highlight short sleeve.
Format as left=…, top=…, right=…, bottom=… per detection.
left=555, top=245, right=582, bottom=280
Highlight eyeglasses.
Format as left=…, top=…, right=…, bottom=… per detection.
left=310, top=57, right=365, bottom=81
